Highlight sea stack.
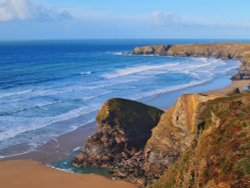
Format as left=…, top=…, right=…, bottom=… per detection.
left=73, top=98, right=163, bottom=184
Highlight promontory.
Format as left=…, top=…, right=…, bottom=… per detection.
left=73, top=43, right=250, bottom=188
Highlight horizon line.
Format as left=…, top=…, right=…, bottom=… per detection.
left=1, top=38, right=250, bottom=43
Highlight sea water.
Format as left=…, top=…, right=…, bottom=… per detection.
left=0, top=39, right=241, bottom=158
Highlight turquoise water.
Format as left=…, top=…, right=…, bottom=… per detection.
left=53, top=158, right=109, bottom=176
left=0, top=39, right=241, bottom=158
left=51, top=148, right=109, bottom=176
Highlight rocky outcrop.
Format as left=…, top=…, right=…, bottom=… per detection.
left=73, top=92, right=250, bottom=187
left=73, top=95, right=219, bottom=186
left=73, top=98, right=163, bottom=184
left=150, top=93, right=250, bottom=188
left=143, top=94, right=219, bottom=179
left=132, top=43, right=250, bottom=80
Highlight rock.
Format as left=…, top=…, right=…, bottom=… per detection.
left=133, top=45, right=171, bottom=55
left=150, top=93, right=250, bottom=188
left=73, top=92, right=250, bottom=187
left=132, top=44, right=250, bottom=63
left=136, top=178, right=146, bottom=186
left=144, top=94, right=219, bottom=178
left=73, top=98, right=163, bottom=181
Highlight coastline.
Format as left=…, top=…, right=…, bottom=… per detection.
left=1, top=44, right=250, bottom=187
left=3, top=68, right=243, bottom=164
left=1, top=79, right=249, bottom=188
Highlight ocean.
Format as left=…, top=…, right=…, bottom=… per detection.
left=0, top=39, right=241, bottom=158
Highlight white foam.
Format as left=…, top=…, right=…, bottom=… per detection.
left=0, top=89, right=33, bottom=99
left=72, top=146, right=81, bottom=152
left=102, top=57, right=223, bottom=80
left=103, top=63, right=179, bottom=79
left=47, top=164, right=75, bottom=174
left=112, top=52, right=124, bottom=55
left=138, top=78, right=211, bottom=99
left=0, top=104, right=99, bottom=142
left=79, top=71, right=93, bottom=75
left=0, top=147, right=36, bottom=159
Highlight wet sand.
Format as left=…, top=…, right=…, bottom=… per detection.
left=4, top=122, right=97, bottom=163
left=0, top=160, right=137, bottom=188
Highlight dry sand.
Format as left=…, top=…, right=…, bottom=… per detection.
left=204, top=80, right=250, bottom=96
left=0, top=160, right=137, bottom=188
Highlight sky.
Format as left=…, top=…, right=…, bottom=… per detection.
left=1, top=0, right=250, bottom=40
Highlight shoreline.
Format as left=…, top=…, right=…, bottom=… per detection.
left=2, top=57, right=241, bottom=163
left=1, top=80, right=249, bottom=187
left=3, top=122, right=97, bottom=163
left=3, top=74, right=244, bottom=164
left=1, top=46, right=250, bottom=187
left=0, top=160, right=137, bottom=188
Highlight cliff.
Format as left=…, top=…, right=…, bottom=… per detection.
left=73, top=98, right=163, bottom=184
left=132, top=43, right=250, bottom=80
left=73, top=93, right=250, bottom=187
left=150, top=93, right=250, bottom=188
left=144, top=94, right=219, bottom=178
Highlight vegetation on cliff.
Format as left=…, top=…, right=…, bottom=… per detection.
left=150, top=93, right=250, bottom=188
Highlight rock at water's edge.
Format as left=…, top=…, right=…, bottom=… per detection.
left=73, top=98, right=163, bottom=183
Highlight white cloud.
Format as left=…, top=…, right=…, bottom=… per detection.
left=151, top=11, right=250, bottom=31
left=151, top=11, right=182, bottom=27
left=0, top=0, right=72, bottom=22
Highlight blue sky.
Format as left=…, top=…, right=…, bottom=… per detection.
left=1, top=0, right=250, bottom=40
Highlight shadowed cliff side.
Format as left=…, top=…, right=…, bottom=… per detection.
left=132, top=43, right=250, bottom=80
left=150, top=93, right=250, bottom=188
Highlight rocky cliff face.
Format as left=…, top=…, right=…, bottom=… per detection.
left=73, top=93, right=250, bottom=187
left=144, top=94, right=218, bottom=178
left=150, top=93, right=250, bottom=188
left=132, top=43, right=250, bottom=80
left=73, top=98, right=163, bottom=184
left=73, top=95, right=220, bottom=186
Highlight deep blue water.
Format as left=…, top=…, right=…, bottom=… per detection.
left=0, top=39, right=241, bottom=158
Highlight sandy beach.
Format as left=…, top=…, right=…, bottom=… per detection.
left=0, top=160, right=136, bottom=188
